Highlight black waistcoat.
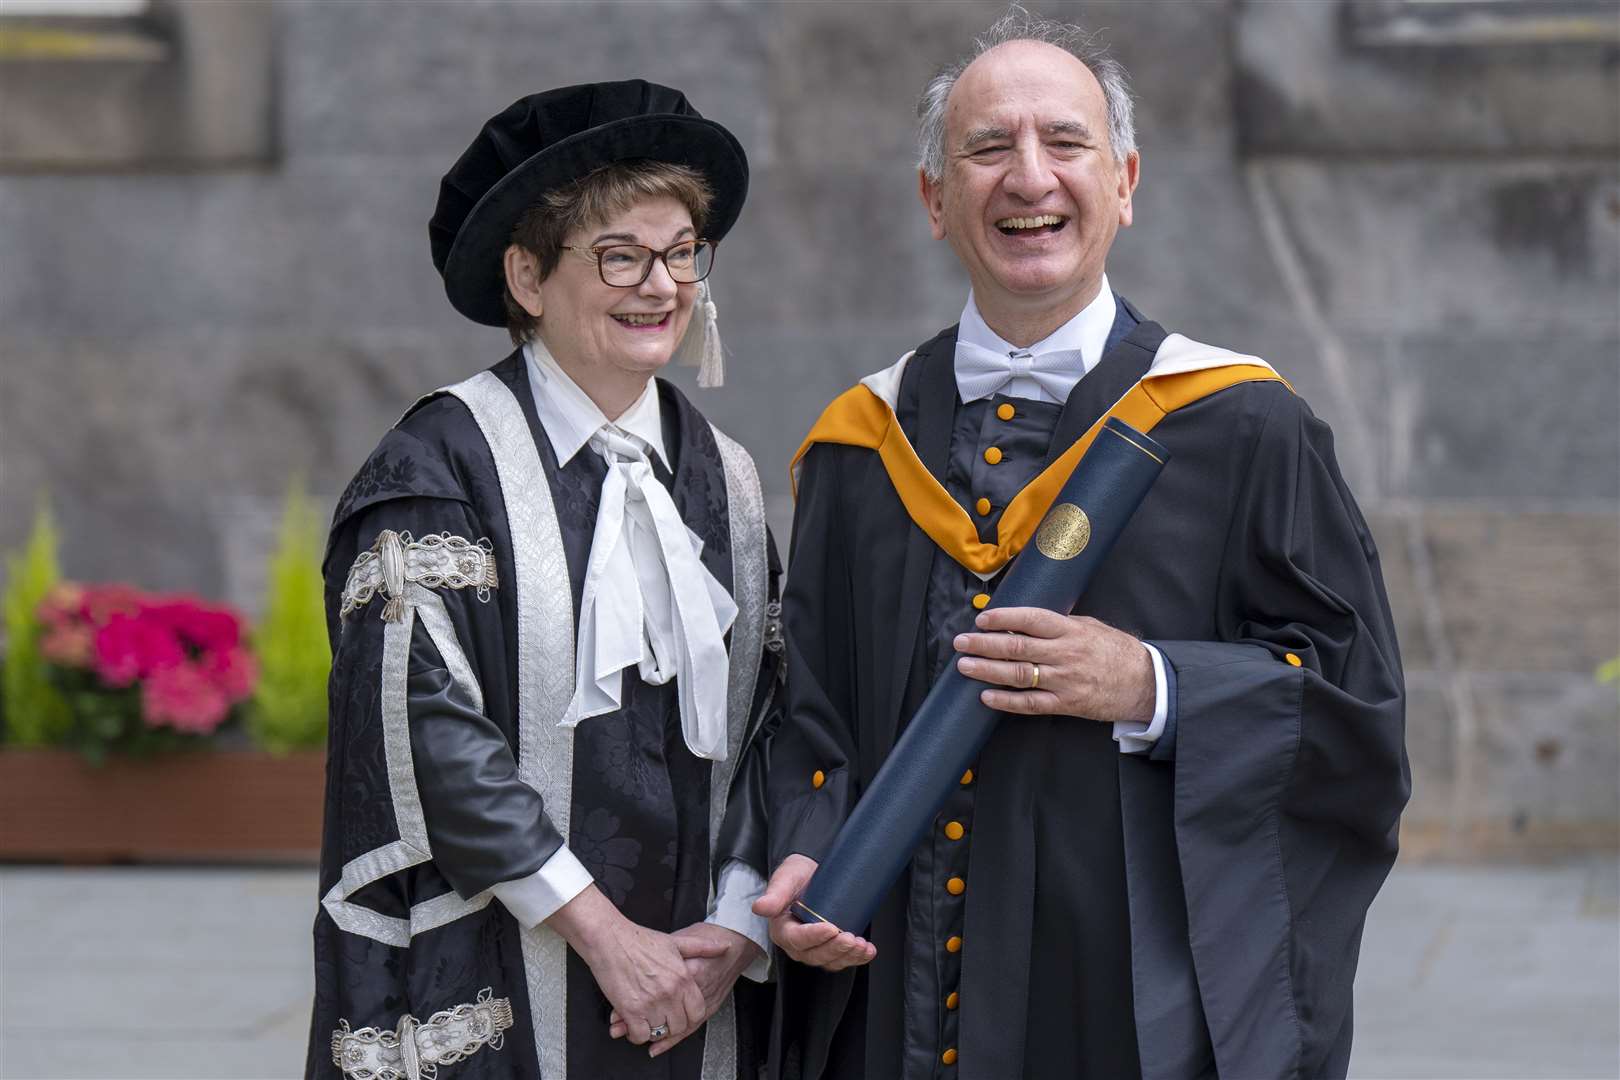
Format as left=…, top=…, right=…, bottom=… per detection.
left=865, top=298, right=1165, bottom=1080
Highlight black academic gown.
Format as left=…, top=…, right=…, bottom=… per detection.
left=308, top=351, right=780, bottom=1080
left=767, top=301, right=1408, bottom=1080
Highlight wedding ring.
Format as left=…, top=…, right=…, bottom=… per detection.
left=1029, top=663, right=1040, bottom=689
left=650, top=1022, right=670, bottom=1040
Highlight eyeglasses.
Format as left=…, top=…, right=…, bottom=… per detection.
left=560, top=239, right=716, bottom=288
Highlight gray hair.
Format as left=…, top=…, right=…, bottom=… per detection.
left=917, top=5, right=1137, bottom=181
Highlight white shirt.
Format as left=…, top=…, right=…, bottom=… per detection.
left=955, top=276, right=1118, bottom=403
left=525, top=341, right=673, bottom=471
left=488, top=344, right=770, bottom=979
left=952, top=280, right=1170, bottom=752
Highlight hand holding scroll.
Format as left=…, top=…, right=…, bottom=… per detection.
left=953, top=609, right=1156, bottom=723
left=754, top=854, right=876, bottom=970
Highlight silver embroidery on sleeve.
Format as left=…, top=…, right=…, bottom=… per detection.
left=443, top=372, right=576, bottom=1079
left=333, top=987, right=514, bottom=1080
left=701, top=423, right=769, bottom=1080
left=342, top=530, right=498, bottom=623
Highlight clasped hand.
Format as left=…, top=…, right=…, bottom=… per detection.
left=603, top=922, right=762, bottom=1056
left=952, top=607, right=1155, bottom=723
left=552, top=886, right=759, bottom=1059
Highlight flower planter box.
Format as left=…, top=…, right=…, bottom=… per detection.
left=0, top=748, right=325, bottom=863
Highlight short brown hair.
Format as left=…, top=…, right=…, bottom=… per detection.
left=503, top=160, right=714, bottom=344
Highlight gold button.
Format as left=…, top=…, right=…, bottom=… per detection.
left=946, top=935, right=962, bottom=953
left=997, top=403, right=1015, bottom=421
left=971, top=592, right=990, bottom=610
left=983, top=446, right=1002, bottom=465
left=1285, top=652, right=1302, bottom=667
left=974, top=497, right=992, bottom=516
left=946, top=876, right=966, bottom=896
left=946, top=990, right=959, bottom=1010
left=812, top=770, right=825, bottom=789
left=944, top=820, right=964, bottom=841
left=942, top=1048, right=958, bottom=1066
left=960, top=769, right=974, bottom=786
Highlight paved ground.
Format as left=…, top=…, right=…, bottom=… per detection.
left=1, top=856, right=1616, bottom=1079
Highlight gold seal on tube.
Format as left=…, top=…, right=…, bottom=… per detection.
left=1034, top=503, right=1091, bottom=560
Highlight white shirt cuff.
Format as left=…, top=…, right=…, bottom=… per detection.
left=489, top=844, right=595, bottom=929
left=706, top=860, right=772, bottom=982
left=1113, top=642, right=1169, bottom=755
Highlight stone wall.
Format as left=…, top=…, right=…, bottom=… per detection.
left=1, top=0, right=1615, bottom=856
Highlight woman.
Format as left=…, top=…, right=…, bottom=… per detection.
left=309, top=82, right=781, bottom=1080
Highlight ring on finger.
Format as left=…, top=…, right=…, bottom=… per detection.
left=650, top=1021, right=670, bottom=1040
left=1029, top=662, right=1040, bottom=689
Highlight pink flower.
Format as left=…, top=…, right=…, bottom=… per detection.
left=40, top=624, right=95, bottom=668
left=82, top=584, right=145, bottom=626
left=142, top=661, right=230, bottom=734
left=93, top=612, right=184, bottom=687
left=149, top=598, right=242, bottom=654
left=203, top=645, right=259, bottom=702
left=38, top=582, right=87, bottom=630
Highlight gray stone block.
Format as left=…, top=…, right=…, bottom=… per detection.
left=1469, top=673, right=1620, bottom=829
left=1236, top=0, right=1620, bottom=155
left=1366, top=509, right=1436, bottom=672
left=1381, top=332, right=1620, bottom=501
left=716, top=161, right=968, bottom=335
left=0, top=2, right=275, bottom=171
left=1114, top=149, right=1299, bottom=338
left=0, top=160, right=461, bottom=337
left=764, top=0, right=1240, bottom=174
left=1423, top=510, right=1620, bottom=672
left=0, top=327, right=491, bottom=598
left=280, top=0, right=772, bottom=163
left=1401, top=673, right=1458, bottom=831
left=1255, top=161, right=1620, bottom=337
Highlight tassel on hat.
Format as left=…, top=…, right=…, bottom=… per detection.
left=675, top=279, right=726, bottom=388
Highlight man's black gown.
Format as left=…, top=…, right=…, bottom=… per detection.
left=308, top=351, right=780, bottom=1080
left=766, top=301, right=1409, bottom=1080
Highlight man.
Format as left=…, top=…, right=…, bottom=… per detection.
left=754, top=11, right=1408, bottom=1080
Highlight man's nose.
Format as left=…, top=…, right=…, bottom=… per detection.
left=1003, top=139, right=1056, bottom=202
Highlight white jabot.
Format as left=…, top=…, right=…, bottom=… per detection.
left=523, top=342, right=737, bottom=761
left=954, top=276, right=1118, bottom=404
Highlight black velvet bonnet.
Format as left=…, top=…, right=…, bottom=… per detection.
left=429, top=80, right=749, bottom=327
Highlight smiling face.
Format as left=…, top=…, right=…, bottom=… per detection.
left=522, top=194, right=699, bottom=409
left=920, top=40, right=1139, bottom=339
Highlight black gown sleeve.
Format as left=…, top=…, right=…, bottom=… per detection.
left=332, top=494, right=564, bottom=905
left=765, top=446, right=861, bottom=871
left=1147, top=388, right=1409, bottom=1078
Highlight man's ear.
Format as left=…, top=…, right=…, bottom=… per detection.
left=918, top=169, right=948, bottom=241
left=1116, top=150, right=1140, bottom=230
left=503, top=244, right=544, bottom=318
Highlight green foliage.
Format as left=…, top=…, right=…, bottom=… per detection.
left=1, top=500, right=71, bottom=744
left=248, top=478, right=332, bottom=752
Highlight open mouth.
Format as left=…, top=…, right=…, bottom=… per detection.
left=611, top=312, right=671, bottom=330
left=995, top=214, right=1069, bottom=238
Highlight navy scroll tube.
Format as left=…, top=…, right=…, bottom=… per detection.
left=791, top=418, right=1169, bottom=932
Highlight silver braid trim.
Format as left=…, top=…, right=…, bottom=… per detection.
left=333, top=987, right=515, bottom=1080
left=442, top=372, right=575, bottom=1078
left=701, top=423, right=769, bottom=1080
left=341, top=530, right=498, bottom=623
left=322, top=586, right=492, bottom=947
